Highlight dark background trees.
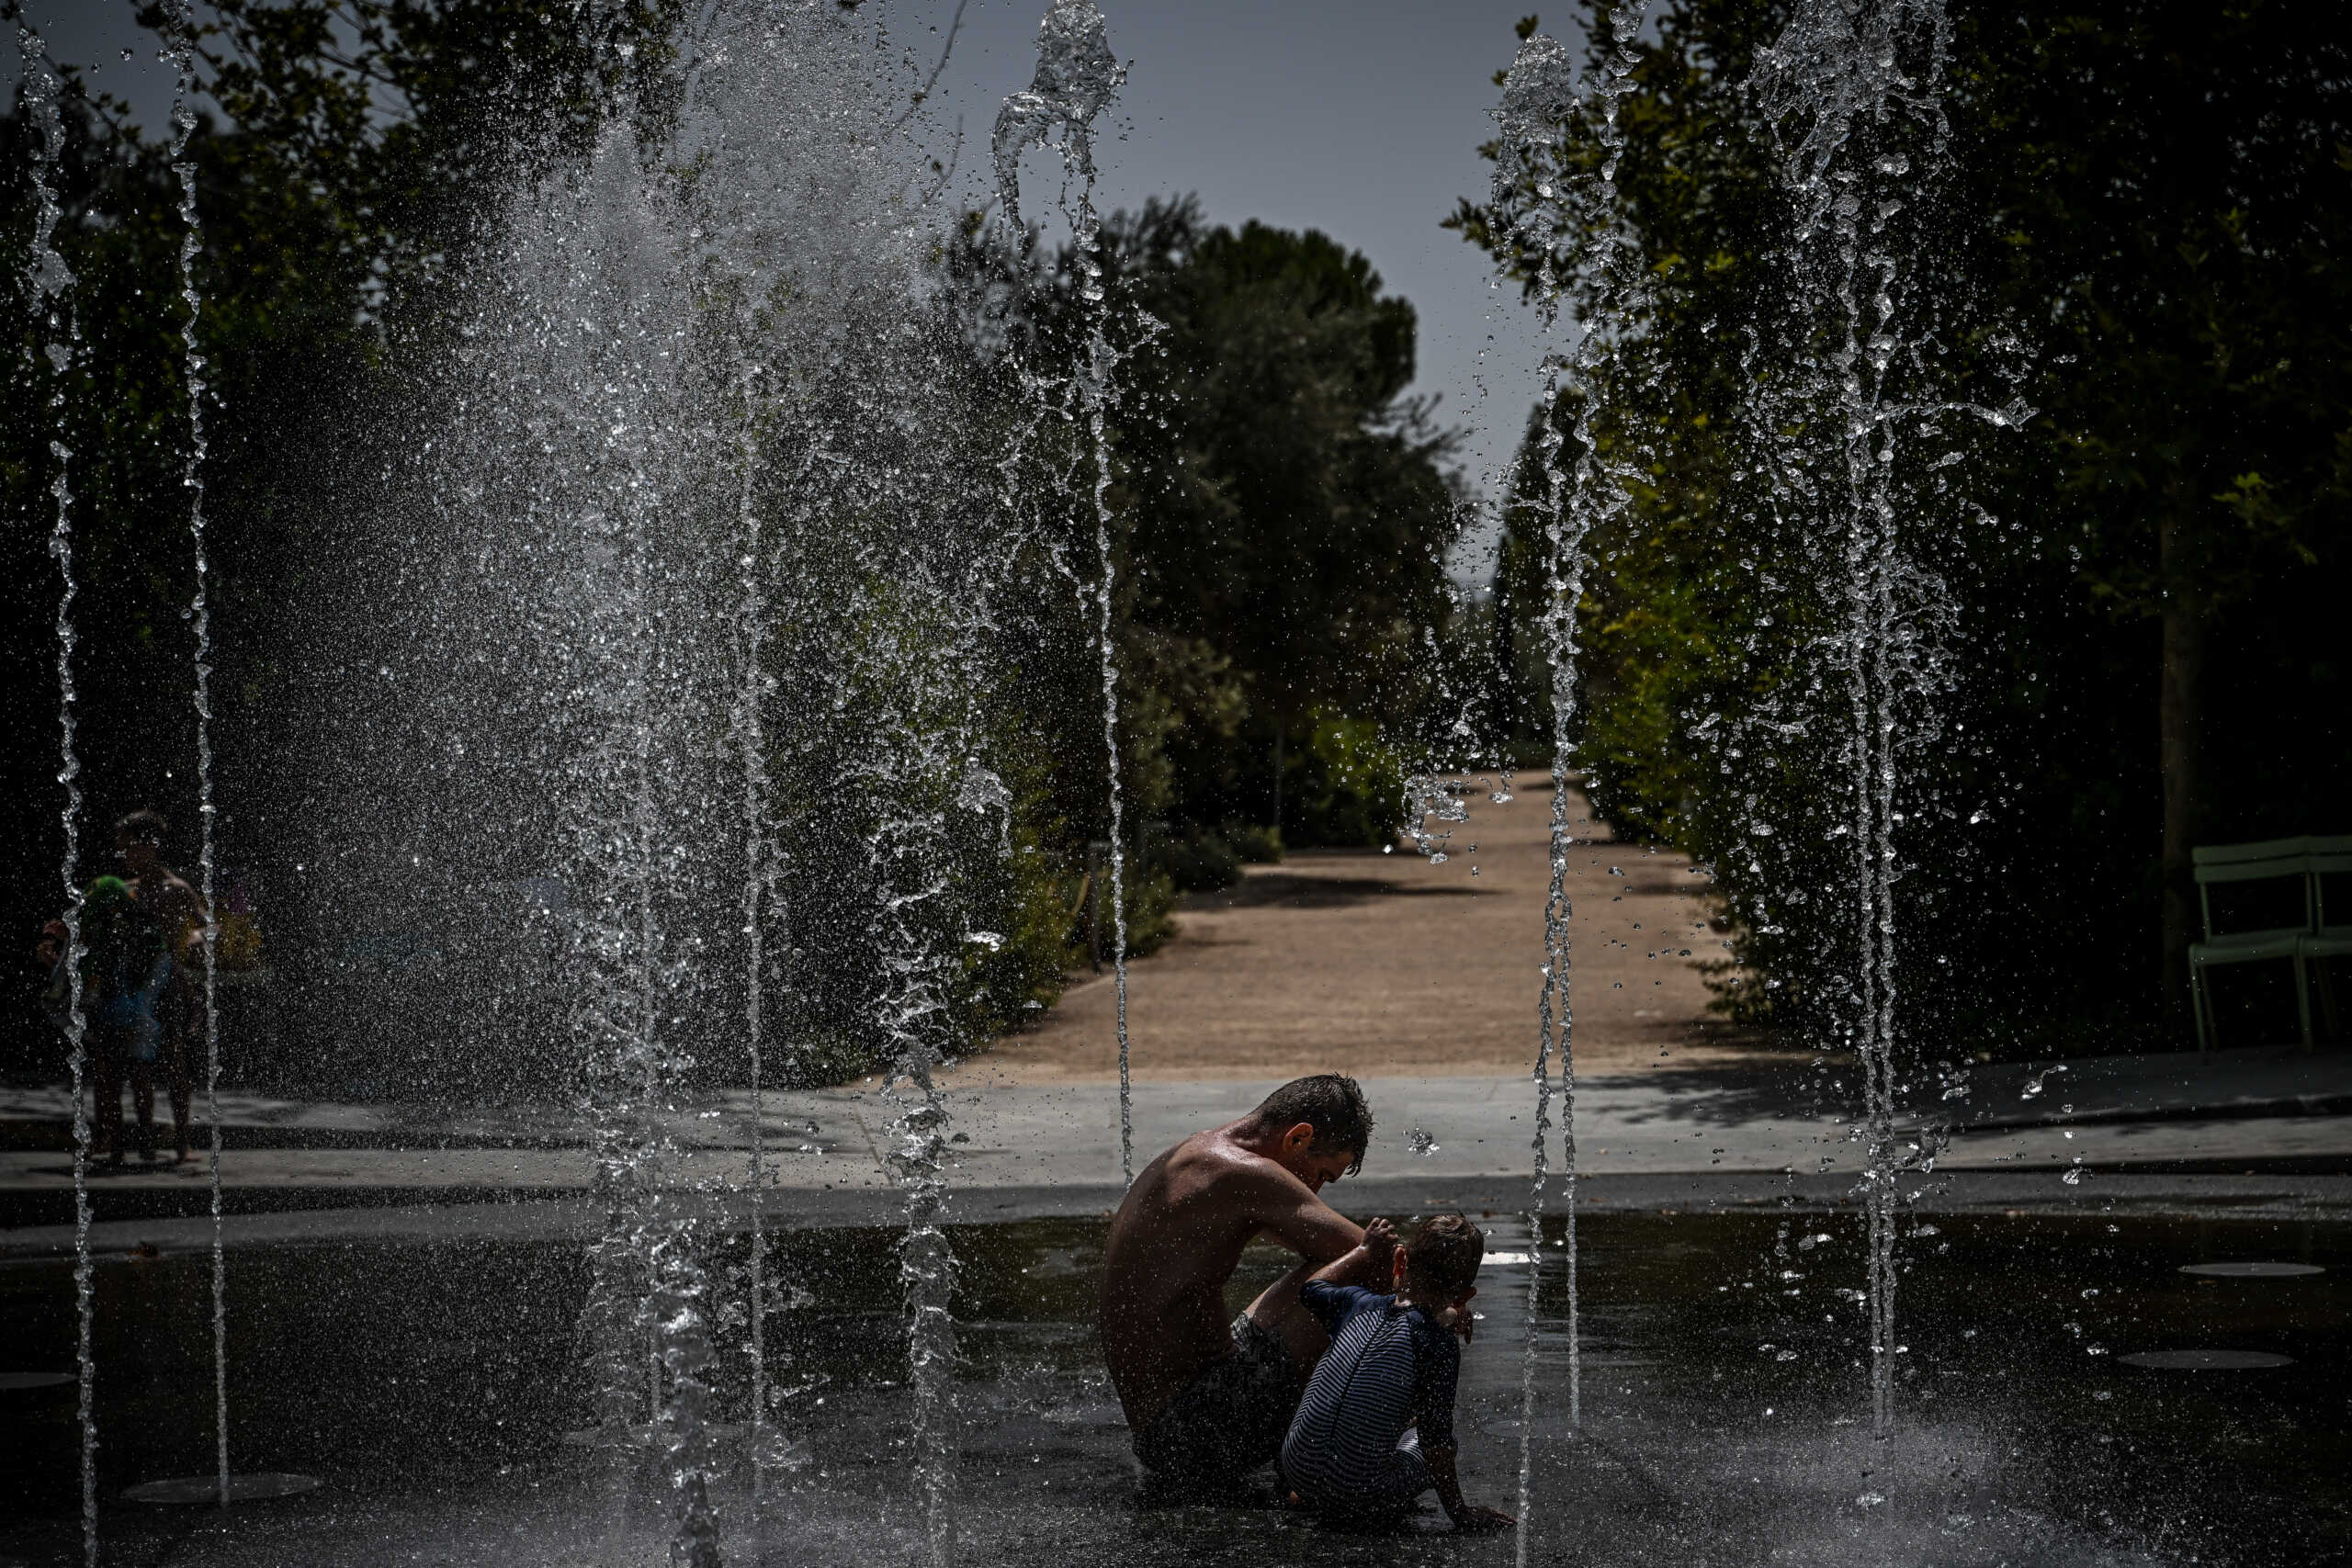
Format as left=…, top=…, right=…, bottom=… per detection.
left=3, top=8, right=1464, bottom=1082
left=2, top=1, right=686, bottom=1078
left=1460, top=1, right=2350, bottom=1055
left=17, top=0, right=2333, bottom=1086
left=985, top=194, right=1465, bottom=901
left=1094, top=198, right=1464, bottom=863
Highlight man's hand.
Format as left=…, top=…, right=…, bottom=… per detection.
left=1450, top=1504, right=1515, bottom=1533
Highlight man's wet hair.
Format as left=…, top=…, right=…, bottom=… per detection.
left=1407, top=1213, right=1485, bottom=1297
left=1248, top=1074, right=1373, bottom=1175
left=115, top=808, right=167, bottom=846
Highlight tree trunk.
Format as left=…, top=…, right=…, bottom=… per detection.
left=2159, top=503, right=2205, bottom=1046
left=1272, top=723, right=1285, bottom=840
left=1491, top=591, right=1521, bottom=744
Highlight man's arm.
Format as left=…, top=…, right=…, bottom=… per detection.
left=1248, top=1167, right=1365, bottom=1268
left=1233, top=1167, right=1373, bottom=1357
left=156, top=877, right=209, bottom=961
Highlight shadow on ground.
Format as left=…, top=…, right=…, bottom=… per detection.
left=1182, top=872, right=1491, bottom=910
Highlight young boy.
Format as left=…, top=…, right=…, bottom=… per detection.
left=1279, top=1214, right=1514, bottom=1531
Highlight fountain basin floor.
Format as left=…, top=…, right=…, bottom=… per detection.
left=3, top=1203, right=2348, bottom=1566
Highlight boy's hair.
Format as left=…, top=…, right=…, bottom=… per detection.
left=1247, top=1074, right=1374, bottom=1175
left=115, top=807, right=168, bottom=846
left=1407, top=1213, right=1485, bottom=1297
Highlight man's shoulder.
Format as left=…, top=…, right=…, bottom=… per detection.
left=1166, top=1131, right=1301, bottom=1201
left=1176, top=1133, right=1307, bottom=1194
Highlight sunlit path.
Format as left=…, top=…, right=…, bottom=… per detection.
left=951, top=782, right=1792, bottom=1087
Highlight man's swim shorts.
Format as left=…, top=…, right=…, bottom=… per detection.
left=1130, top=1313, right=1306, bottom=1490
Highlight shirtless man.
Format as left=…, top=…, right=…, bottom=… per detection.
left=1099, top=1074, right=1389, bottom=1494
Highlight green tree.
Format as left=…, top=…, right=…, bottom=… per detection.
left=1090, top=198, right=1464, bottom=848
left=1453, top=2, right=2351, bottom=1052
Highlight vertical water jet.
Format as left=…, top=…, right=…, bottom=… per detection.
left=1487, top=48, right=1577, bottom=1540
left=854, top=577, right=1006, bottom=1565
left=1485, top=17, right=1652, bottom=1548
left=1754, top=0, right=1960, bottom=1437
left=991, top=0, right=1129, bottom=1179
left=17, top=20, right=95, bottom=1565
left=729, top=373, right=774, bottom=1545
left=161, top=0, right=232, bottom=1507
left=443, top=125, right=735, bottom=1560
left=1086, top=309, right=1132, bottom=1187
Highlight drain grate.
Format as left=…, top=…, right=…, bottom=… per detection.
left=2180, top=1261, right=2324, bottom=1279
left=122, top=1473, right=322, bottom=1505
left=0, top=1371, right=74, bottom=1391
left=2119, top=1349, right=2293, bottom=1370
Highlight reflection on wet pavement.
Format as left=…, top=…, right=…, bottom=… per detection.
left=2, top=1209, right=2346, bottom=1564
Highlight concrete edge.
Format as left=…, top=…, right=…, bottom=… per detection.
left=7, top=1168, right=2352, bottom=1260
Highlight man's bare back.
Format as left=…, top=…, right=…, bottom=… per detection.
left=1098, top=1113, right=1367, bottom=1429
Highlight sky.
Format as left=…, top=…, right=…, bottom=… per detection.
left=9, top=0, right=1586, bottom=574
left=905, top=0, right=1577, bottom=516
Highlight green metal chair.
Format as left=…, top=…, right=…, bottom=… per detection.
left=2300, top=837, right=2352, bottom=1043
left=2188, top=837, right=2315, bottom=1055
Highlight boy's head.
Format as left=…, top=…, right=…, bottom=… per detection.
left=1396, top=1213, right=1485, bottom=1302
left=1247, top=1074, right=1374, bottom=1187
left=115, top=808, right=167, bottom=876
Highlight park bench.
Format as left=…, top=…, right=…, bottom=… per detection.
left=2189, top=835, right=2352, bottom=1054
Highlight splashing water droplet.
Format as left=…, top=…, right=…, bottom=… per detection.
left=989, top=1, right=1123, bottom=231
left=2022, top=1065, right=2065, bottom=1100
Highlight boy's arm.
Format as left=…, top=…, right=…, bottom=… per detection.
left=1308, top=1215, right=1397, bottom=1288
left=1417, top=1329, right=1510, bottom=1530
left=1424, top=1443, right=1512, bottom=1531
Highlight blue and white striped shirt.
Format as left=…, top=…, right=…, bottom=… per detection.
left=1280, top=1280, right=1460, bottom=1508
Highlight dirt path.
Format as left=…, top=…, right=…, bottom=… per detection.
left=949, top=781, right=1795, bottom=1087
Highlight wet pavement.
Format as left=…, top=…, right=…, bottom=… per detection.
left=7, top=1042, right=2351, bottom=1232
left=7, top=1029, right=2347, bottom=1562
left=3, top=1205, right=2349, bottom=1566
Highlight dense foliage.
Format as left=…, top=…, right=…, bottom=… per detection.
left=0, top=1, right=729, bottom=1073
left=1458, top=1, right=2350, bottom=1055
left=3, top=7, right=1462, bottom=1087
